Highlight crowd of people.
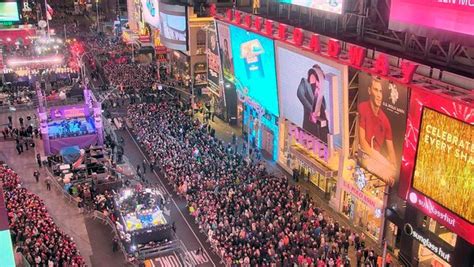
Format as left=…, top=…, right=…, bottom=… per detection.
left=127, top=98, right=387, bottom=267
left=0, top=165, right=85, bottom=266
left=103, top=62, right=156, bottom=91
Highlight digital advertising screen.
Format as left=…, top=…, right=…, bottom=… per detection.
left=413, top=108, right=473, bottom=223
left=207, top=30, right=221, bottom=87
left=158, top=2, right=187, bottom=51
left=217, top=21, right=234, bottom=82
left=0, top=0, right=20, bottom=22
left=141, top=0, right=160, bottom=28
left=275, top=41, right=346, bottom=149
left=399, top=88, right=474, bottom=244
left=279, top=0, right=344, bottom=14
left=229, top=25, right=279, bottom=116
left=389, top=0, right=474, bottom=43
left=357, top=73, right=409, bottom=186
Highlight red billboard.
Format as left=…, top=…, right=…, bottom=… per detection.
left=389, top=0, right=474, bottom=43
left=399, top=88, right=474, bottom=244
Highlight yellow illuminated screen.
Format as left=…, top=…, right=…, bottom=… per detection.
left=413, top=108, right=474, bottom=223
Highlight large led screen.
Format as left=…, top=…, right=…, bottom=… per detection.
left=389, top=0, right=474, bottom=43
left=0, top=1, right=20, bottom=22
left=230, top=26, right=279, bottom=116
left=357, top=73, right=408, bottom=186
left=275, top=42, right=345, bottom=148
left=412, top=108, right=473, bottom=223
left=141, top=0, right=160, bottom=28
left=279, top=0, right=343, bottom=14
left=158, top=2, right=187, bottom=51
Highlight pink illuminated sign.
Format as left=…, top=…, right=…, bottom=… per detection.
left=390, top=0, right=474, bottom=38
left=288, top=123, right=329, bottom=161
left=342, top=180, right=382, bottom=210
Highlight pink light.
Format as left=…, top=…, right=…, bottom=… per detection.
left=6, top=56, right=64, bottom=67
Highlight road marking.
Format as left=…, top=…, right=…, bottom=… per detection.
left=151, top=250, right=210, bottom=267
left=153, top=253, right=183, bottom=267
left=186, top=250, right=210, bottom=265
left=125, top=127, right=216, bottom=267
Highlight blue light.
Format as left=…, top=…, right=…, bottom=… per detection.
left=229, top=26, right=280, bottom=116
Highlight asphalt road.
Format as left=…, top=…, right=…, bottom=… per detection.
left=115, top=127, right=222, bottom=267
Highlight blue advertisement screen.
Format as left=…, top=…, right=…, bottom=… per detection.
left=229, top=26, right=279, bottom=116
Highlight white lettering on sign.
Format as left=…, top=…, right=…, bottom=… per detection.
left=411, top=229, right=452, bottom=263
left=409, top=192, right=456, bottom=227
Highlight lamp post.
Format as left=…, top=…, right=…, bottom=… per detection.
left=96, top=0, right=100, bottom=32
left=190, top=77, right=195, bottom=116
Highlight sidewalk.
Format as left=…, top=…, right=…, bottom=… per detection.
left=0, top=138, right=94, bottom=267
left=193, top=112, right=401, bottom=266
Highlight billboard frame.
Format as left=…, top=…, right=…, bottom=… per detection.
left=399, top=87, right=474, bottom=244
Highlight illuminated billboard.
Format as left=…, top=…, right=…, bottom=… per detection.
left=141, top=0, right=160, bottom=28
left=0, top=1, right=20, bottom=22
left=399, top=88, right=474, bottom=244
left=389, top=0, right=474, bottom=43
left=207, top=30, right=221, bottom=87
left=158, top=2, right=188, bottom=51
left=217, top=22, right=234, bottom=81
left=275, top=41, right=346, bottom=148
left=230, top=25, right=279, bottom=116
left=413, top=108, right=473, bottom=223
left=357, top=73, right=409, bottom=186
left=279, top=0, right=344, bottom=14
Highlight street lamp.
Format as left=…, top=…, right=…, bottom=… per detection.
left=96, top=0, right=100, bottom=33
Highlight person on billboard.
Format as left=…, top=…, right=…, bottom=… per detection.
left=358, top=77, right=397, bottom=185
left=222, top=38, right=233, bottom=76
left=297, top=64, right=329, bottom=143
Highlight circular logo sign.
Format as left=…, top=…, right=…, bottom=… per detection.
left=38, top=20, right=47, bottom=28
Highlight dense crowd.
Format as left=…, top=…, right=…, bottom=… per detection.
left=103, top=62, right=156, bottom=91
left=127, top=99, right=385, bottom=267
left=0, top=166, right=85, bottom=266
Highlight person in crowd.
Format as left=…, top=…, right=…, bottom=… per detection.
left=36, top=153, right=42, bottom=167
left=33, top=170, right=40, bottom=183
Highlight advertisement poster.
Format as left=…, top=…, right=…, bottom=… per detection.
left=389, top=0, right=474, bottom=43
left=158, top=2, right=187, bottom=51
left=217, top=22, right=234, bottom=81
left=357, top=73, right=408, bottom=186
left=279, top=0, right=344, bottom=14
left=412, top=108, right=473, bottom=223
left=276, top=43, right=344, bottom=148
left=207, top=30, right=221, bottom=87
left=141, top=0, right=160, bottom=28
left=230, top=25, right=279, bottom=116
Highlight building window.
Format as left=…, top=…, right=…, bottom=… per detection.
left=196, top=29, right=206, bottom=47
